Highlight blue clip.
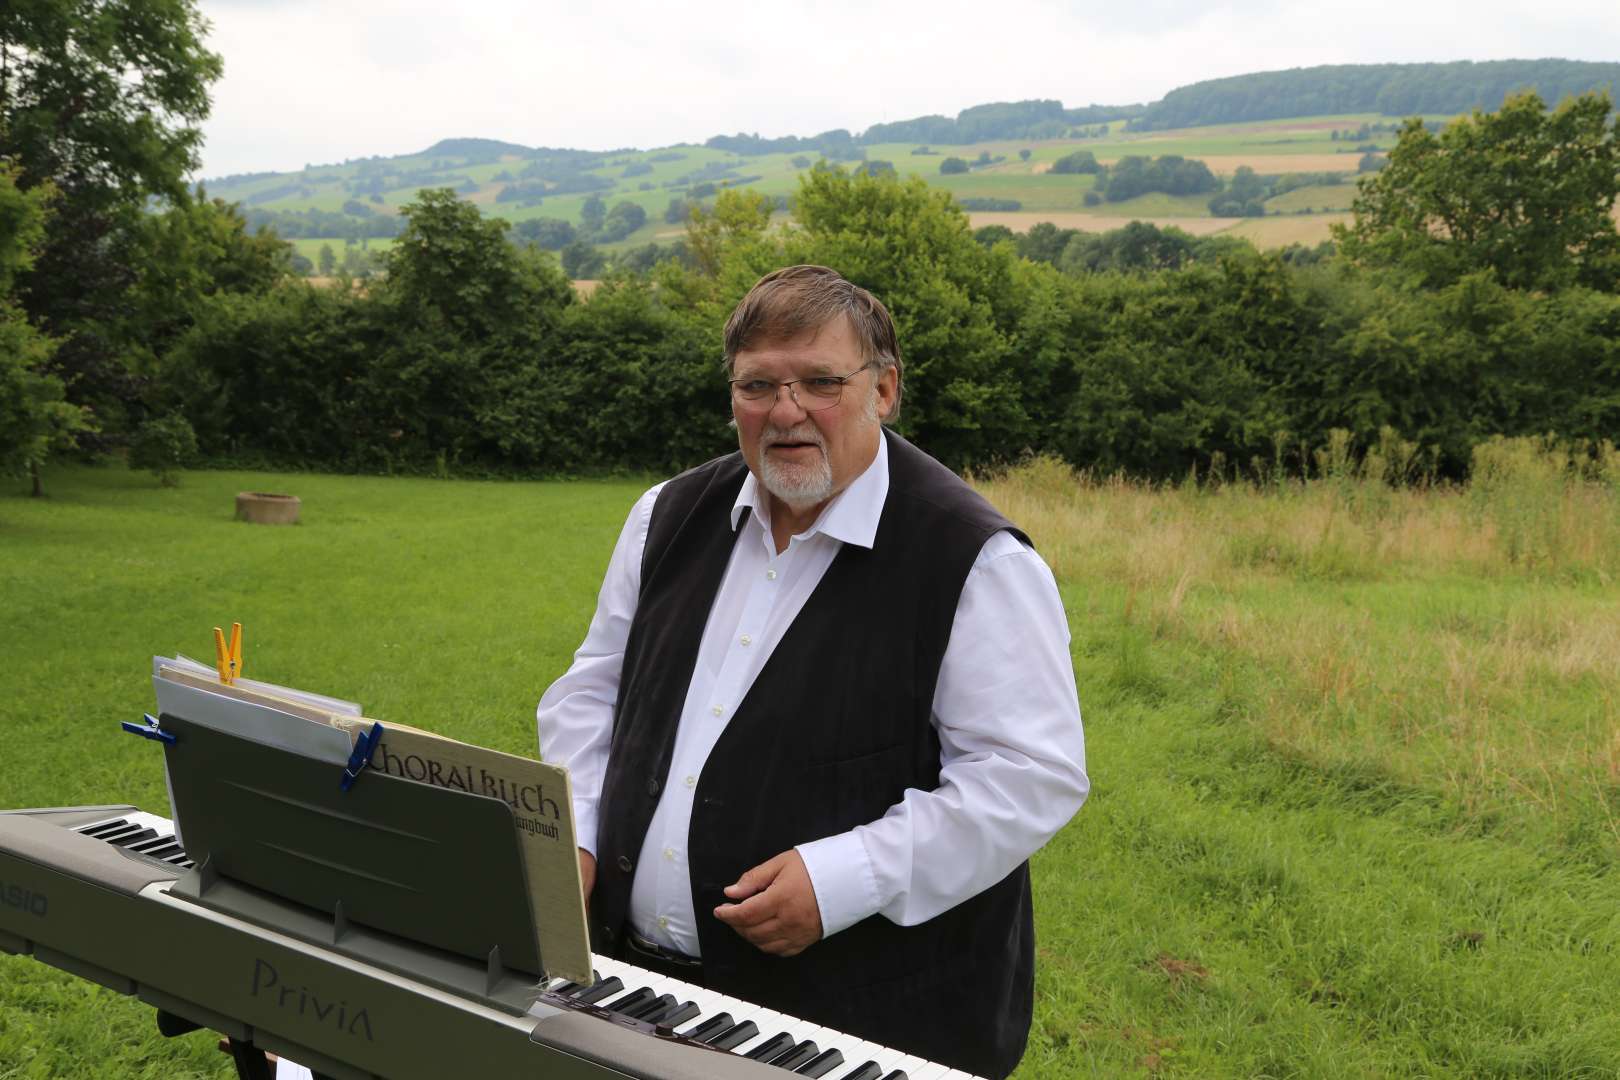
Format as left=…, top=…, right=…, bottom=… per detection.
left=121, top=714, right=176, bottom=745
left=340, top=722, right=384, bottom=792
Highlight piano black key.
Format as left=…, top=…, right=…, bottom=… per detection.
left=707, top=1020, right=761, bottom=1050
left=79, top=818, right=131, bottom=838
left=770, top=1040, right=820, bottom=1071
left=680, top=1012, right=733, bottom=1043
left=94, top=823, right=145, bottom=844
left=573, top=976, right=624, bottom=1005
left=796, top=1048, right=845, bottom=1077
left=837, top=1063, right=884, bottom=1080
left=107, top=828, right=159, bottom=847
left=622, top=993, right=674, bottom=1021
left=743, top=1032, right=796, bottom=1061
left=129, top=836, right=177, bottom=854
left=605, top=987, right=655, bottom=1015
left=647, top=999, right=699, bottom=1027
left=877, top=1072, right=908, bottom=1080
left=550, top=981, right=581, bottom=995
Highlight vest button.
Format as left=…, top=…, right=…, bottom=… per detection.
left=646, top=776, right=661, bottom=797
left=600, top=924, right=616, bottom=943
left=617, top=855, right=633, bottom=873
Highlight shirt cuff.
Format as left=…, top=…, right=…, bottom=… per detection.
left=796, top=831, right=881, bottom=939
left=573, top=803, right=600, bottom=859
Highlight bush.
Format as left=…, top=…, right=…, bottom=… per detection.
left=1051, top=151, right=1102, bottom=175
left=129, top=414, right=198, bottom=486
left=939, top=157, right=969, bottom=175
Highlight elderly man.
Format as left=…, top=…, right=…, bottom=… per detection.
left=537, top=264, right=1086, bottom=1079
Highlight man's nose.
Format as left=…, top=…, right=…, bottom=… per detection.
left=767, top=382, right=809, bottom=423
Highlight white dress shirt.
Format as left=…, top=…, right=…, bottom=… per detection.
left=537, top=434, right=1087, bottom=955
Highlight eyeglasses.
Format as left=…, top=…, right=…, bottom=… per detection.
left=729, top=365, right=872, bottom=413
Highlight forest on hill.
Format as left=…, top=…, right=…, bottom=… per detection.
left=1130, top=59, right=1620, bottom=130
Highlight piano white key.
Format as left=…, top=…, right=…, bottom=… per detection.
left=836, top=1039, right=903, bottom=1074
left=577, top=951, right=968, bottom=1077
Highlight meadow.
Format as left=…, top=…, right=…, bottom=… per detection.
left=2, top=442, right=1617, bottom=1077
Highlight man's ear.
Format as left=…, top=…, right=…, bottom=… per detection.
left=875, top=366, right=900, bottom=422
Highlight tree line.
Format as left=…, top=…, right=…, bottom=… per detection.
left=1130, top=59, right=1620, bottom=131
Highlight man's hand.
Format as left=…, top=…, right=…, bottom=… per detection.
left=713, top=849, right=823, bottom=957
left=578, top=848, right=596, bottom=905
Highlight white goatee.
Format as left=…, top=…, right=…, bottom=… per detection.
left=759, top=422, right=833, bottom=510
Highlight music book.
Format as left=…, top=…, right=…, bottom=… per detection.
left=150, top=659, right=594, bottom=985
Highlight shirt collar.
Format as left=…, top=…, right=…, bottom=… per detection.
left=730, top=428, right=889, bottom=550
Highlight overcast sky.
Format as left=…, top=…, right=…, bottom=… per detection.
left=195, top=0, right=1620, bottom=179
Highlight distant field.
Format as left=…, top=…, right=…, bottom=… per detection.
left=1184, top=153, right=1367, bottom=176
left=286, top=236, right=395, bottom=265
left=214, top=112, right=1425, bottom=258
left=1264, top=183, right=1359, bottom=213
left=1222, top=213, right=1350, bottom=247
left=968, top=212, right=1242, bottom=236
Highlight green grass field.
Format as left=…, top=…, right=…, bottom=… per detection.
left=3, top=450, right=1616, bottom=1076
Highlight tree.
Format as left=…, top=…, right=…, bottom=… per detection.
left=596, top=200, right=648, bottom=242
left=1208, top=165, right=1267, bottom=216
left=319, top=244, right=336, bottom=275
left=685, top=188, right=774, bottom=277
left=560, top=240, right=605, bottom=279
left=0, top=168, right=91, bottom=495
left=1051, top=151, right=1101, bottom=175
left=1335, top=91, right=1620, bottom=291
left=2, top=0, right=223, bottom=442
left=580, top=194, right=607, bottom=234
left=513, top=217, right=576, bottom=251
left=128, top=413, right=196, bottom=486
left=382, top=188, right=570, bottom=338
left=784, top=168, right=1030, bottom=467
left=1019, top=149, right=1032, bottom=162
left=939, top=157, right=969, bottom=175
left=121, top=194, right=290, bottom=358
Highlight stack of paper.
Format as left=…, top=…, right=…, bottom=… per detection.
left=150, top=657, right=593, bottom=985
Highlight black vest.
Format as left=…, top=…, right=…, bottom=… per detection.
left=592, top=429, right=1036, bottom=1079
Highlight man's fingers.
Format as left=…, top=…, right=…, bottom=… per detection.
left=722, top=852, right=787, bottom=900
left=713, top=891, right=778, bottom=929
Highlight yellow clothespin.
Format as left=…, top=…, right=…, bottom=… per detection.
left=213, top=622, right=243, bottom=685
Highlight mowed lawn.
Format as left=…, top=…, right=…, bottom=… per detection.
left=2, top=460, right=1618, bottom=1077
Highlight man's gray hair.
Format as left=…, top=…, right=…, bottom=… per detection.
left=722, top=265, right=902, bottom=421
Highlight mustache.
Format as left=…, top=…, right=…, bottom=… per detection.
left=761, top=423, right=826, bottom=451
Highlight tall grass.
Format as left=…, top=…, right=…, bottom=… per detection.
left=978, top=435, right=1620, bottom=864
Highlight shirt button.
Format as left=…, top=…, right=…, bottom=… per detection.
left=739, top=634, right=751, bottom=646
left=710, top=705, right=723, bottom=717
left=684, top=776, right=696, bottom=788
left=658, top=916, right=669, bottom=930
left=663, top=847, right=674, bottom=861
left=766, top=568, right=777, bottom=580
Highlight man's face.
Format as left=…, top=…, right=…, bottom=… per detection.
left=731, top=316, right=899, bottom=515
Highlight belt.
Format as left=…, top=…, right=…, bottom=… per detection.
left=624, top=928, right=702, bottom=969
